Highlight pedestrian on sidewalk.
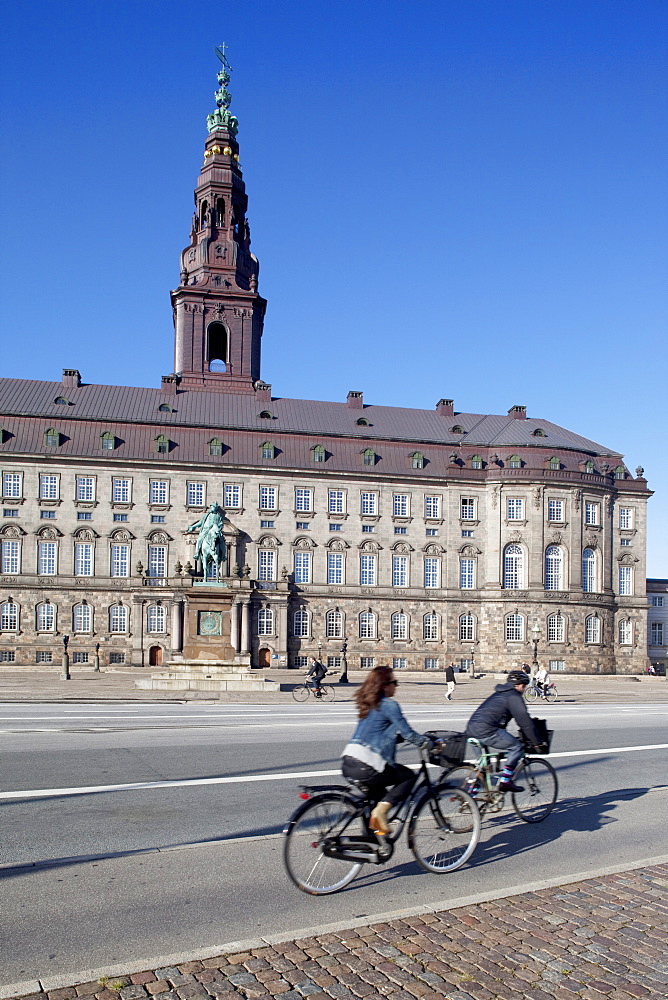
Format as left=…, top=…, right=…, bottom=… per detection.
left=445, top=663, right=457, bottom=700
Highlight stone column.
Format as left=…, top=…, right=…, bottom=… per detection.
left=240, top=600, right=251, bottom=654
left=230, top=599, right=240, bottom=653
left=277, top=601, right=289, bottom=663
left=171, top=601, right=183, bottom=653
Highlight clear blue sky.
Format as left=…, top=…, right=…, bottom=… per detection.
left=1, top=1, right=666, bottom=574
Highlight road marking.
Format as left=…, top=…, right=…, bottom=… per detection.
left=1, top=742, right=667, bottom=801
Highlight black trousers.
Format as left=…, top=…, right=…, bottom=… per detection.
left=341, top=756, right=417, bottom=806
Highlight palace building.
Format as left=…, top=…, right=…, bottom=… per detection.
left=0, top=54, right=652, bottom=675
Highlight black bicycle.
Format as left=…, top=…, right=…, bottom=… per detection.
left=283, top=738, right=481, bottom=895
left=291, top=680, right=336, bottom=702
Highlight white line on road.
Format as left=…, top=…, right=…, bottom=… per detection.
left=1, top=742, right=667, bottom=801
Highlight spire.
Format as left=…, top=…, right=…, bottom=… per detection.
left=206, top=44, right=239, bottom=136
left=170, top=48, right=266, bottom=394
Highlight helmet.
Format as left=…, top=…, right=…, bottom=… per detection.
left=507, top=670, right=530, bottom=686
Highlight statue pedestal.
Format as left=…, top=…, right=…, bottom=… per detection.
left=135, top=659, right=280, bottom=694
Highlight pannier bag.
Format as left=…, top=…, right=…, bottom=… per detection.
left=529, top=717, right=553, bottom=753
left=425, top=730, right=469, bottom=767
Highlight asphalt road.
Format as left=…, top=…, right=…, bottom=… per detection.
left=1, top=701, right=667, bottom=986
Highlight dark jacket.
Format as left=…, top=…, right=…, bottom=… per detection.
left=307, top=659, right=327, bottom=680
left=445, top=665, right=456, bottom=683
left=467, top=682, right=539, bottom=745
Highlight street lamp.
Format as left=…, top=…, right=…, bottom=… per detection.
left=469, top=645, right=475, bottom=679
left=339, top=639, right=349, bottom=684
left=61, top=634, right=70, bottom=681
left=531, top=623, right=542, bottom=668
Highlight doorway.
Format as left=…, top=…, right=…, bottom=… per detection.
left=149, top=645, right=163, bottom=667
left=258, top=647, right=271, bottom=669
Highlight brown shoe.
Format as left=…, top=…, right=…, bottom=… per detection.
left=369, top=800, right=392, bottom=835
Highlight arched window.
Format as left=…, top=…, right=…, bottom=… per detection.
left=533, top=428, right=546, bottom=437
left=312, top=445, right=326, bottom=463
left=0, top=601, right=18, bottom=631
left=200, top=199, right=208, bottom=229
left=411, top=452, right=424, bottom=469
left=391, top=612, right=408, bottom=640
left=207, top=322, right=228, bottom=372
left=155, top=435, right=169, bottom=454
left=503, top=544, right=524, bottom=589
left=423, top=613, right=439, bottom=640
left=614, top=466, right=626, bottom=480
left=451, top=425, right=464, bottom=434
left=584, top=460, right=595, bottom=473
left=158, top=404, right=174, bottom=413
left=293, top=609, right=310, bottom=638
left=73, top=602, right=92, bottom=633
left=257, top=608, right=274, bottom=636
left=325, top=609, right=343, bottom=638
left=261, top=441, right=275, bottom=459
left=618, top=619, right=633, bottom=645
left=544, top=546, right=563, bottom=590
left=109, top=604, right=128, bottom=633
left=45, top=428, right=60, bottom=447
left=101, top=432, right=115, bottom=451
left=548, top=457, right=560, bottom=470
left=508, top=455, right=522, bottom=469
left=547, top=613, right=565, bottom=643
left=214, top=196, right=225, bottom=227
left=36, top=601, right=55, bottom=632
left=459, top=614, right=475, bottom=641
left=147, top=605, right=166, bottom=633
left=470, top=455, right=482, bottom=469
left=209, top=438, right=223, bottom=456
left=54, top=396, right=69, bottom=405
left=362, top=448, right=376, bottom=467
left=356, top=417, right=369, bottom=426
left=505, top=613, right=524, bottom=641
left=582, top=548, right=596, bottom=592
left=585, top=614, right=601, bottom=644
left=359, top=611, right=376, bottom=639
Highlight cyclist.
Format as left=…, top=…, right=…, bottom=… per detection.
left=306, top=655, right=327, bottom=697
left=341, top=665, right=433, bottom=834
left=465, top=669, right=542, bottom=792
left=535, top=663, right=550, bottom=700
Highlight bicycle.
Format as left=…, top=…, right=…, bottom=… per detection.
left=283, top=739, right=481, bottom=895
left=443, top=735, right=558, bottom=824
left=524, top=679, right=558, bottom=703
left=292, top=673, right=337, bottom=702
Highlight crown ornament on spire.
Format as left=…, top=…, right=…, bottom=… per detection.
left=206, top=43, right=239, bottom=135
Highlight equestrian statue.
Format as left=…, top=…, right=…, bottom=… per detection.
left=185, top=502, right=228, bottom=578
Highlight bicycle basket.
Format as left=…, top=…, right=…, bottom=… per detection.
left=425, top=730, right=469, bottom=766
left=529, top=717, right=553, bottom=753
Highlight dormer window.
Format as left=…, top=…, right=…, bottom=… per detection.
left=158, top=404, right=175, bottom=413
left=356, top=417, right=370, bottom=426
left=101, top=432, right=116, bottom=451
left=451, top=425, right=465, bottom=434
left=470, top=455, right=483, bottom=469
left=533, top=428, right=546, bottom=437
left=54, top=397, right=70, bottom=405
left=312, top=445, right=326, bottom=463
left=155, top=435, right=170, bottom=454
left=45, top=429, right=60, bottom=447
left=362, top=448, right=376, bottom=467
left=259, top=410, right=273, bottom=419
left=548, top=457, right=560, bottom=470
left=411, top=452, right=424, bottom=469
left=614, top=466, right=626, bottom=480
left=508, top=455, right=522, bottom=468
left=209, top=438, right=223, bottom=457
left=584, top=460, right=595, bottom=473
left=261, top=441, right=275, bottom=459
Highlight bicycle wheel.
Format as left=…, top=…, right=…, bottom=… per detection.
left=441, top=765, right=489, bottom=816
left=292, top=684, right=310, bottom=703
left=319, top=685, right=335, bottom=702
left=511, top=757, right=558, bottom=823
left=524, top=686, right=539, bottom=702
left=283, top=792, right=364, bottom=894
left=408, top=786, right=480, bottom=873
left=544, top=686, right=558, bottom=703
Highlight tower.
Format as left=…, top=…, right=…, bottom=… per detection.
left=171, top=47, right=267, bottom=392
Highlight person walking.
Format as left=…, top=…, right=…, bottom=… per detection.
left=445, top=663, right=457, bottom=701
left=341, top=665, right=433, bottom=834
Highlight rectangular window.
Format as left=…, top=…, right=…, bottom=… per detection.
left=187, top=482, right=205, bottom=507
left=38, top=541, right=57, bottom=575
left=329, top=522, right=342, bottom=532
left=109, top=652, right=125, bottom=664
left=620, top=538, right=631, bottom=546
left=424, top=657, right=440, bottom=670
left=426, top=528, right=439, bottom=536
left=360, top=656, right=375, bottom=670
left=328, top=490, right=345, bottom=514
left=39, top=475, right=59, bottom=500
left=76, top=476, right=95, bottom=501
left=114, top=513, right=128, bottom=522
left=259, top=486, right=277, bottom=510
left=651, top=596, right=664, bottom=607
left=327, top=656, right=342, bottom=671
left=619, top=566, right=633, bottom=596
left=585, top=502, right=600, bottom=526
left=360, top=492, right=377, bottom=515
left=77, top=511, right=92, bottom=521
left=548, top=499, right=564, bottom=522
left=3, top=509, right=18, bottom=518
left=424, top=557, right=440, bottom=589
left=294, top=488, right=313, bottom=512
left=72, top=652, right=89, bottom=664
left=327, top=552, right=344, bottom=585
left=619, top=507, right=633, bottom=530
left=460, top=497, right=476, bottom=520
left=296, top=521, right=310, bottom=530
left=150, top=515, right=165, bottom=523
left=258, top=549, right=275, bottom=581
left=149, top=480, right=169, bottom=505
left=74, top=543, right=93, bottom=576
left=1, top=540, right=20, bottom=574
left=2, top=473, right=22, bottom=498
left=424, top=495, right=441, bottom=519
left=0, top=650, right=16, bottom=662
left=461, top=529, right=473, bottom=537
left=294, top=655, right=309, bottom=669
left=112, top=478, right=131, bottom=503
left=393, top=494, right=409, bottom=517
left=293, top=551, right=311, bottom=584
left=507, top=498, right=525, bottom=520
left=361, top=524, right=375, bottom=533
left=549, top=660, right=566, bottom=672
left=36, top=651, right=53, bottom=663
left=460, top=558, right=475, bottom=589
left=392, top=555, right=408, bottom=587
left=651, top=622, right=664, bottom=645
left=393, top=657, right=407, bottom=670
left=148, top=545, right=167, bottom=579
left=110, top=544, right=129, bottom=577
left=224, top=484, right=241, bottom=508
left=261, top=520, right=274, bottom=528
left=40, top=510, right=56, bottom=519
left=394, top=526, right=407, bottom=535
left=360, top=554, right=376, bottom=586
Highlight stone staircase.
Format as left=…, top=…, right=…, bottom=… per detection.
left=135, top=659, right=280, bottom=693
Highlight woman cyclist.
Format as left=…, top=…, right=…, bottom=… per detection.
left=341, top=665, right=433, bottom=834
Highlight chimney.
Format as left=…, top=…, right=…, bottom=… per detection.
left=62, top=369, right=81, bottom=389
left=161, top=374, right=179, bottom=395
left=436, top=398, right=454, bottom=416
left=347, top=390, right=364, bottom=409
left=254, top=381, right=272, bottom=402
left=508, top=405, right=527, bottom=419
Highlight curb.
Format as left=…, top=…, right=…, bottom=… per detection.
left=2, top=853, right=667, bottom=1000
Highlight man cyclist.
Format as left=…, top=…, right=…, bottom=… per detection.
left=465, top=669, right=543, bottom=792
left=306, top=655, right=327, bottom=697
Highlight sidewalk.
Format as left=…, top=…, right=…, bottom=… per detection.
left=0, top=669, right=666, bottom=704
left=3, top=861, right=667, bottom=1000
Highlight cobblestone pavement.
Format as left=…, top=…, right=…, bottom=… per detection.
left=5, top=864, right=667, bottom=1000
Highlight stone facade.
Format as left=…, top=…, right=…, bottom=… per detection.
left=0, top=58, right=652, bottom=675
left=647, top=578, right=668, bottom=674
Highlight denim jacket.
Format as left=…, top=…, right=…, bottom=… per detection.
left=344, top=696, right=430, bottom=766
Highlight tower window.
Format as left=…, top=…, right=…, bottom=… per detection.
left=207, top=322, right=228, bottom=372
